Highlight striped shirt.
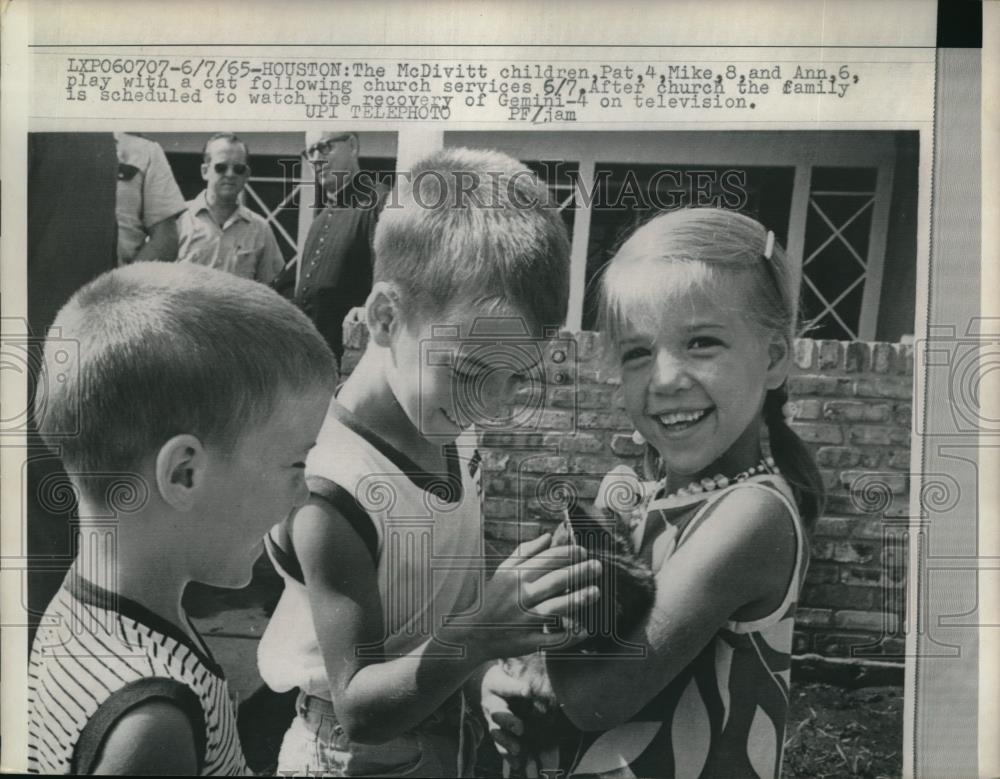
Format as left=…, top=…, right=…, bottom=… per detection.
left=27, top=572, right=247, bottom=775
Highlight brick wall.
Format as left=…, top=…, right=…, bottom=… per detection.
left=342, top=323, right=913, bottom=661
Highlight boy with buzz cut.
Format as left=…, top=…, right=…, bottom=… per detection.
left=258, top=147, right=602, bottom=777
left=28, top=262, right=336, bottom=775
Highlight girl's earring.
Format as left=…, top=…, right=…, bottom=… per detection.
left=631, top=430, right=646, bottom=446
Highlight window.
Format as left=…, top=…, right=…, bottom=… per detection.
left=801, top=167, right=879, bottom=340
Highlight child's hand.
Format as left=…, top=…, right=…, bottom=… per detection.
left=462, top=533, right=601, bottom=661
left=480, top=662, right=527, bottom=768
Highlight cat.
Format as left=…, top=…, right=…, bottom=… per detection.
left=499, top=497, right=657, bottom=777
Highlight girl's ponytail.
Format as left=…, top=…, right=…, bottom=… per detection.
left=763, top=381, right=825, bottom=532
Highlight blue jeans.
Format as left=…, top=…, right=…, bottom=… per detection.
left=274, top=692, right=464, bottom=777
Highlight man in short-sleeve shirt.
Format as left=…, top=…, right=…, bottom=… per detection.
left=177, top=133, right=285, bottom=284
left=114, top=132, right=186, bottom=265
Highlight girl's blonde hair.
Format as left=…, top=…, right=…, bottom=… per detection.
left=597, top=208, right=824, bottom=529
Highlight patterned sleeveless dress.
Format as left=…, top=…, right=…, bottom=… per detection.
left=567, top=473, right=808, bottom=779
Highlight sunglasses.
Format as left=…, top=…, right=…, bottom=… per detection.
left=213, top=162, right=249, bottom=175
left=301, top=136, right=352, bottom=160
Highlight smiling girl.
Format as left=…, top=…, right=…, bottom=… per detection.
left=484, top=208, right=824, bottom=778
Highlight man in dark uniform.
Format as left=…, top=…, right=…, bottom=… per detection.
left=277, top=132, right=388, bottom=363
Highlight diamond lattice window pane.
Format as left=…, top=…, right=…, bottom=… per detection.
left=798, top=167, right=878, bottom=340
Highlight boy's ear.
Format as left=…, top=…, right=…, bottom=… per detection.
left=765, top=334, right=791, bottom=390
left=365, top=282, right=403, bottom=347
left=155, top=434, right=207, bottom=511
left=200, top=162, right=210, bottom=182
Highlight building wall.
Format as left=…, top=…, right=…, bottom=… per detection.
left=342, top=322, right=913, bottom=660
left=876, top=131, right=920, bottom=342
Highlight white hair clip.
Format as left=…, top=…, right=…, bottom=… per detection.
left=763, top=230, right=775, bottom=260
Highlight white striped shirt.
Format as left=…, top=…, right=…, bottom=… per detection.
left=27, top=572, right=248, bottom=775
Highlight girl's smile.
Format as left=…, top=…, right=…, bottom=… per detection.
left=651, top=406, right=714, bottom=433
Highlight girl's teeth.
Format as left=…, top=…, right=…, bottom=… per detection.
left=659, top=410, right=707, bottom=426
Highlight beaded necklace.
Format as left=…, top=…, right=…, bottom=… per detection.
left=620, top=457, right=780, bottom=546
left=598, top=457, right=782, bottom=538
left=662, top=456, right=778, bottom=501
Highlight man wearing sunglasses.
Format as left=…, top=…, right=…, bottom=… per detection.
left=177, top=132, right=285, bottom=284
left=275, top=130, right=388, bottom=362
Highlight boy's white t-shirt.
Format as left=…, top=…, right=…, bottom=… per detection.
left=257, top=402, right=485, bottom=698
